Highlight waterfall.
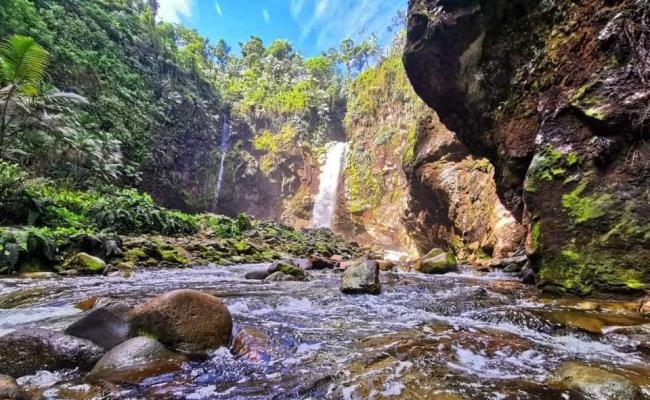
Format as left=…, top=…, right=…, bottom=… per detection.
left=212, top=117, right=232, bottom=213
left=311, top=142, right=348, bottom=229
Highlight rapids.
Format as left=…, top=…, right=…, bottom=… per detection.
left=0, top=265, right=649, bottom=399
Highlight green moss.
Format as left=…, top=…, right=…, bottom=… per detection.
left=526, top=146, right=579, bottom=192
left=531, top=221, right=542, bottom=253
left=539, top=244, right=647, bottom=295
left=152, top=244, right=190, bottom=265
left=124, top=248, right=147, bottom=262
left=346, top=147, right=382, bottom=213
left=562, top=181, right=613, bottom=224
left=402, top=124, right=418, bottom=167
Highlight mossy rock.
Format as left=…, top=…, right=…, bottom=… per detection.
left=268, top=261, right=305, bottom=279
left=151, top=244, right=191, bottom=266
left=63, top=252, right=107, bottom=275
left=416, top=252, right=458, bottom=274
left=124, top=248, right=147, bottom=263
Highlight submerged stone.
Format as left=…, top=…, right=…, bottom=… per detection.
left=554, top=362, right=642, bottom=400
left=231, top=327, right=270, bottom=362
left=0, top=375, right=23, bottom=399
left=264, top=271, right=296, bottom=282
left=88, top=336, right=186, bottom=384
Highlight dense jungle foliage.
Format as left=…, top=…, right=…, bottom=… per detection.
left=0, top=0, right=406, bottom=274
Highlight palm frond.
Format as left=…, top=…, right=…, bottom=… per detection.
left=0, top=35, right=49, bottom=96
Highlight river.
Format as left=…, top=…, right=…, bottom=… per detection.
left=0, top=265, right=649, bottom=399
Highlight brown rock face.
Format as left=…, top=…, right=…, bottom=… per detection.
left=404, top=113, right=526, bottom=259
left=404, top=0, right=650, bottom=294
left=130, top=289, right=232, bottom=353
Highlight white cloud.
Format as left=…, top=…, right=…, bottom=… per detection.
left=293, top=0, right=405, bottom=49
left=290, top=0, right=306, bottom=19
left=215, top=2, right=222, bottom=16
left=262, top=9, right=271, bottom=23
left=157, top=0, right=192, bottom=23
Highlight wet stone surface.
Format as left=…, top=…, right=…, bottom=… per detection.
left=0, top=264, right=649, bottom=399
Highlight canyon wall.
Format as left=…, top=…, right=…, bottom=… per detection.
left=404, top=0, right=649, bottom=294
left=337, top=54, right=524, bottom=260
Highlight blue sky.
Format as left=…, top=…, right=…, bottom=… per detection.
left=157, top=0, right=407, bottom=56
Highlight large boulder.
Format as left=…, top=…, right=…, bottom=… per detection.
left=341, top=261, right=381, bottom=295
left=415, top=249, right=458, bottom=274
left=64, top=307, right=130, bottom=350
left=404, top=0, right=650, bottom=295
left=88, top=336, right=187, bottom=384
left=129, top=289, right=232, bottom=353
left=0, top=329, right=104, bottom=377
left=554, top=362, right=642, bottom=400
left=0, top=375, right=24, bottom=399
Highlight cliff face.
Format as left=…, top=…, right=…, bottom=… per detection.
left=337, top=55, right=524, bottom=260
left=405, top=112, right=525, bottom=260
left=404, top=0, right=650, bottom=294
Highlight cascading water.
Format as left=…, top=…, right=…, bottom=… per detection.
left=212, top=117, right=232, bottom=213
left=311, top=142, right=348, bottom=229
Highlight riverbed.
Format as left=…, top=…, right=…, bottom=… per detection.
left=1, top=265, right=649, bottom=399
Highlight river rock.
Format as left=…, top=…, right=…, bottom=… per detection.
left=416, top=251, right=458, bottom=274
left=64, top=307, right=130, bottom=350
left=486, top=255, right=528, bottom=270
left=0, top=375, right=24, bottom=399
left=640, top=297, right=650, bottom=315
left=0, top=328, right=104, bottom=377
left=264, top=271, right=296, bottom=282
left=521, top=264, right=536, bottom=285
left=292, top=258, right=313, bottom=270
left=88, top=336, right=187, bottom=384
left=376, top=260, right=397, bottom=271
left=267, top=261, right=305, bottom=277
left=308, top=255, right=338, bottom=270
left=231, top=327, right=270, bottom=362
left=341, top=261, right=380, bottom=295
left=63, top=252, right=107, bottom=275
left=554, top=361, right=642, bottom=400
left=129, top=289, right=232, bottom=353
left=244, top=270, right=270, bottom=280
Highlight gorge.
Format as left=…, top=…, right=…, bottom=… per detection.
left=0, top=0, right=649, bottom=399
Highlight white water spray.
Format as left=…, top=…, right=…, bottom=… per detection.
left=212, top=118, right=232, bottom=213
left=311, top=142, right=348, bottom=229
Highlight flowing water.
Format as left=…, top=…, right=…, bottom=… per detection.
left=311, top=142, right=348, bottom=229
left=1, top=266, right=649, bottom=399
left=212, top=118, right=232, bottom=213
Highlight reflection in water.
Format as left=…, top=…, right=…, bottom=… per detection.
left=0, top=265, right=649, bottom=399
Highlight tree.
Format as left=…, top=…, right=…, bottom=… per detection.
left=240, top=36, right=265, bottom=67
left=0, top=35, right=49, bottom=157
left=211, top=39, right=231, bottom=69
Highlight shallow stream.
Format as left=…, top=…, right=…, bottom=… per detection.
left=1, top=265, right=649, bottom=399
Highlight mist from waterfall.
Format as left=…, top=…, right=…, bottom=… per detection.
left=311, top=142, right=349, bottom=229
left=212, top=117, right=232, bottom=213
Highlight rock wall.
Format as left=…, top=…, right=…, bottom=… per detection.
left=337, top=55, right=524, bottom=260
left=404, top=0, right=650, bottom=294
left=404, top=112, right=525, bottom=261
